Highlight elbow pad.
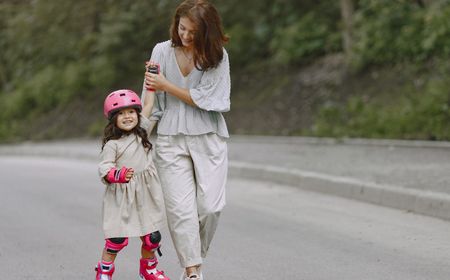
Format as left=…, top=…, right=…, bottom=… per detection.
left=106, top=167, right=129, bottom=183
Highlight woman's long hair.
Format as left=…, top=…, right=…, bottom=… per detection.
left=170, top=0, right=229, bottom=71
left=101, top=111, right=152, bottom=151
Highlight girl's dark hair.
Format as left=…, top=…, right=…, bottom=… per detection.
left=170, top=0, right=229, bottom=71
left=101, top=110, right=152, bottom=151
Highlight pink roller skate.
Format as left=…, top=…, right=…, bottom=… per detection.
left=95, top=261, right=115, bottom=280
left=139, top=258, right=170, bottom=280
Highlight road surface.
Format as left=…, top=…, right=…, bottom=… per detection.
left=1, top=156, right=449, bottom=279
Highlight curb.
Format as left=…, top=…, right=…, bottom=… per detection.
left=230, top=135, right=450, bottom=149
left=1, top=140, right=449, bottom=221
left=229, top=161, right=450, bottom=221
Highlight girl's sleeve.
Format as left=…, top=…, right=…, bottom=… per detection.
left=189, top=49, right=231, bottom=112
left=139, top=114, right=156, bottom=137
left=98, top=142, right=116, bottom=185
left=141, top=42, right=167, bottom=122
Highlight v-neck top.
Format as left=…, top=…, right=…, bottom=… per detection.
left=142, top=40, right=230, bottom=138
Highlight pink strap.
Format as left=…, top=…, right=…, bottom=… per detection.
left=105, top=238, right=128, bottom=252
left=106, top=167, right=129, bottom=183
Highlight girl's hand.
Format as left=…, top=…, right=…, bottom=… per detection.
left=125, top=168, right=134, bottom=181
left=145, top=60, right=156, bottom=69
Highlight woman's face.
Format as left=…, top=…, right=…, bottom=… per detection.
left=116, top=108, right=138, bottom=131
left=178, top=17, right=196, bottom=49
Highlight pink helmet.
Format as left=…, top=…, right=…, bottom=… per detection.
left=103, top=89, right=142, bottom=119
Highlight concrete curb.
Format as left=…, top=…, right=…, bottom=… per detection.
left=230, top=135, right=450, bottom=149
left=1, top=139, right=449, bottom=221
left=229, top=161, right=450, bottom=221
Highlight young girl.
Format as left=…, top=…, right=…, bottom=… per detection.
left=95, top=89, right=170, bottom=280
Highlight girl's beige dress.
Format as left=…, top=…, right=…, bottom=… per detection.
left=98, top=116, right=165, bottom=238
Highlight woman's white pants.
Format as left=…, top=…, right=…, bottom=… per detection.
left=155, top=134, right=227, bottom=268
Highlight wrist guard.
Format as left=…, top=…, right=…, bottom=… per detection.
left=106, top=167, right=129, bottom=183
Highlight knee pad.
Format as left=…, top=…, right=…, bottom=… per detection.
left=105, top=237, right=128, bottom=255
left=142, top=231, right=162, bottom=256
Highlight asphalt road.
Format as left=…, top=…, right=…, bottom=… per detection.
left=1, top=156, right=450, bottom=279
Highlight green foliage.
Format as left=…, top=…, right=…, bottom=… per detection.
left=352, top=0, right=450, bottom=68
left=269, top=1, right=341, bottom=65
left=270, top=11, right=341, bottom=64
left=0, top=0, right=175, bottom=141
left=1, top=0, right=450, bottom=141
left=422, top=1, right=450, bottom=57
left=308, top=0, right=450, bottom=140
left=221, top=0, right=341, bottom=67
left=352, top=0, right=425, bottom=67
left=312, top=70, right=450, bottom=140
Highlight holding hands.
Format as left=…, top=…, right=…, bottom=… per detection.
left=144, top=61, right=167, bottom=92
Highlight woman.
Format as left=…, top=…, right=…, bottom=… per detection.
left=142, top=0, right=230, bottom=279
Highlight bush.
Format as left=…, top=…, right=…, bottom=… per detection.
left=352, top=0, right=426, bottom=68
left=422, top=1, right=450, bottom=57
left=312, top=66, right=450, bottom=140
left=270, top=11, right=341, bottom=65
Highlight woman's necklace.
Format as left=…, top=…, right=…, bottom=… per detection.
left=181, top=48, right=193, bottom=63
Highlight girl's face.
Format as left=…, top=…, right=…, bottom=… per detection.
left=116, top=108, right=138, bottom=131
left=178, top=17, right=196, bottom=49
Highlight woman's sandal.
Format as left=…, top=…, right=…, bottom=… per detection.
left=180, top=267, right=202, bottom=280
left=180, top=272, right=200, bottom=280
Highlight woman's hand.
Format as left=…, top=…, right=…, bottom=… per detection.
left=144, top=71, right=168, bottom=92
left=143, top=61, right=195, bottom=106
left=144, top=61, right=168, bottom=92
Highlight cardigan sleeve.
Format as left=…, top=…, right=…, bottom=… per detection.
left=189, top=49, right=231, bottom=112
